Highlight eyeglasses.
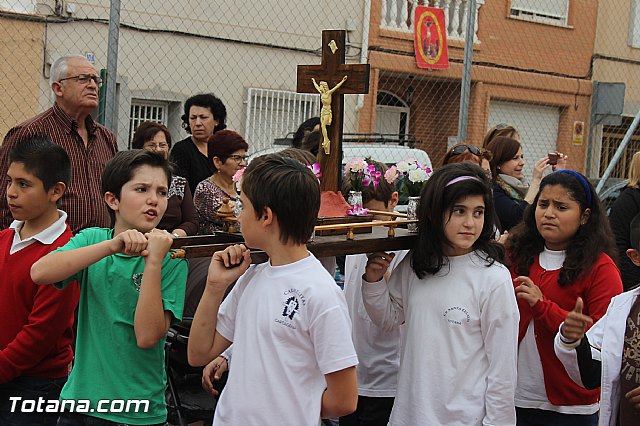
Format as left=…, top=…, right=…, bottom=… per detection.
left=227, top=155, right=249, bottom=163
left=58, top=74, right=103, bottom=86
left=451, top=144, right=482, bottom=156
left=143, top=142, right=169, bottom=150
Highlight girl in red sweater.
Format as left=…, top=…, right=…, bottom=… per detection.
left=506, top=170, right=623, bottom=426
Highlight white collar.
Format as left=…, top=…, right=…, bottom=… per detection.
left=9, top=210, right=68, bottom=254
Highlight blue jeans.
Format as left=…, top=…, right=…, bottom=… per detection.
left=516, top=407, right=599, bottom=426
left=57, top=412, right=168, bottom=426
left=0, top=375, right=67, bottom=426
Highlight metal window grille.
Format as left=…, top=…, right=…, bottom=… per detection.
left=244, top=88, right=321, bottom=152
left=128, top=101, right=168, bottom=147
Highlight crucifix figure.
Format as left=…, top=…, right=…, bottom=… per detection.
left=312, top=75, right=348, bottom=155
left=297, top=29, right=370, bottom=193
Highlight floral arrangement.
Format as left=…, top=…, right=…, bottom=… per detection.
left=232, top=167, right=245, bottom=192
left=344, top=158, right=381, bottom=191
left=385, top=158, right=432, bottom=197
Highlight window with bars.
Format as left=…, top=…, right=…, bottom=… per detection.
left=128, top=101, right=168, bottom=147
left=244, top=88, right=320, bottom=152
left=510, top=0, right=569, bottom=26
left=600, top=117, right=640, bottom=178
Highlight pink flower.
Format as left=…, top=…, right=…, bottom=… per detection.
left=232, top=167, right=245, bottom=182
left=346, top=206, right=369, bottom=216
left=384, top=166, right=399, bottom=184
left=307, top=163, right=322, bottom=179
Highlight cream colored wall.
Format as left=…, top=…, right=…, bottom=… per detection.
left=66, top=0, right=364, bottom=51
left=0, top=16, right=43, bottom=141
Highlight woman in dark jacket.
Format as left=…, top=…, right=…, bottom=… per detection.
left=609, top=151, right=640, bottom=290
left=486, top=136, right=550, bottom=231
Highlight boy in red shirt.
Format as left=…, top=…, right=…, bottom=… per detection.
left=0, top=136, right=79, bottom=425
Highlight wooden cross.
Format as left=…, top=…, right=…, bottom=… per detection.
left=297, top=29, right=370, bottom=193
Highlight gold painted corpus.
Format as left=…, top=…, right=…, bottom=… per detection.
left=328, top=39, right=338, bottom=54
left=312, top=75, right=348, bottom=155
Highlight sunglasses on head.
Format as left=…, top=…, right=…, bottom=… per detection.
left=451, top=144, right=482, bottom=156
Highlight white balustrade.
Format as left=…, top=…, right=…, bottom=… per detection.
left=380, top=0, right=484, bottom=43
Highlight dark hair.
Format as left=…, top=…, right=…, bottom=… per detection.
left=506, top=171, right=616, bottom=286
left=207, top=130, right=249, bottom=173
left=412, top=162, right=503, bottom=278
left=102, top=150, right=172, bottom=223
left=131, top=121, right=172, bottom=149
left=181, top=93, right=227, bottom=134
left=482, top=123, right=519, bottom=148
left=630, top=213, right=640, bottom=251
left=242, top=154, right=319, bottom=245
left=486, top=136, right=522, bottom=180
left=292, top=117, right=320, bottom=148
left=301, top=129, right=321, bottom=157
left=277, top=147, right=317, bottom=165
left=442, top=143, right=482, bottom=167
left=9, top=135, right=71, bottom=190
left=342, top=158, right=394, bottom=208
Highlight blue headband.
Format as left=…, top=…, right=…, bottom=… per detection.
left=553, top=170, right=592, bottom=208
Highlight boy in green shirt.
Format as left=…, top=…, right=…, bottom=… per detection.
left=32, top=150, right=187, bottom=425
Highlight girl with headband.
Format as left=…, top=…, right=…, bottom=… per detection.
left=506, top=170, right=623, bottom=426
left=362, top=162, right=519, bottom=425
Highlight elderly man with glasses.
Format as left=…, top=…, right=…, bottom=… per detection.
left=0, top=54, right=117, bottom=233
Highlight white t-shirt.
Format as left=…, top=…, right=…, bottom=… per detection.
left=214, top=253, right=358, bottom=426
left=343, top=251, right=407, bottom=397
left=362, top=251, right=519, bottom=426
left=515, top=247, right=599, bottom=415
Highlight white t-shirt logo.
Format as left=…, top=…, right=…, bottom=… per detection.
left=282, top=296, right=300, bottom=320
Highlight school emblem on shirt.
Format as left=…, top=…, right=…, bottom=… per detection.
left=274, top=289, right=307, bottom=330
left=282, top=296, right=300, bottom=320
left=131, top=273, right=143, bottom=292
left=443, top=306, right=470, bottom=326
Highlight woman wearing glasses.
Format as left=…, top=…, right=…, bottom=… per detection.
left=193, top=130, right=249, bottom=235
left=131, top=121, right=198, bottom=237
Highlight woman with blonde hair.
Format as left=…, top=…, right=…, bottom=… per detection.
left=609, top=151, right=640, bottom=290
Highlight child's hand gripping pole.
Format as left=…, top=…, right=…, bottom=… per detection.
left=206, top=244, right=252, bottom=291
left=363, top=252, right=395, bottom=283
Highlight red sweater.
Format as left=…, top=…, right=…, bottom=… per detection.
left=511, top=253, right=623, bottom=407
left=0, top=227, right=79, bottom=382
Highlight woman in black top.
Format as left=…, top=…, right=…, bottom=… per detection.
left=170, top=93, right=227, bottom=193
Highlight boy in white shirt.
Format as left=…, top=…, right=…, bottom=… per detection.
left=188, top=154, right=358, bottom=425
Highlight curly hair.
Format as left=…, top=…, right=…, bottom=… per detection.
left=506, top=171, right=616, bottom=286
left=412, top=162, right=504, bottom=278
left=181, top=93, right=227, bottom=134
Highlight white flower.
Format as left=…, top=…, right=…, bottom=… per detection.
left=396, top=160, right=411, bottom=173
left=407, top=161, right=418, bottom=171
left=408, top=168, right=429, bottom=183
